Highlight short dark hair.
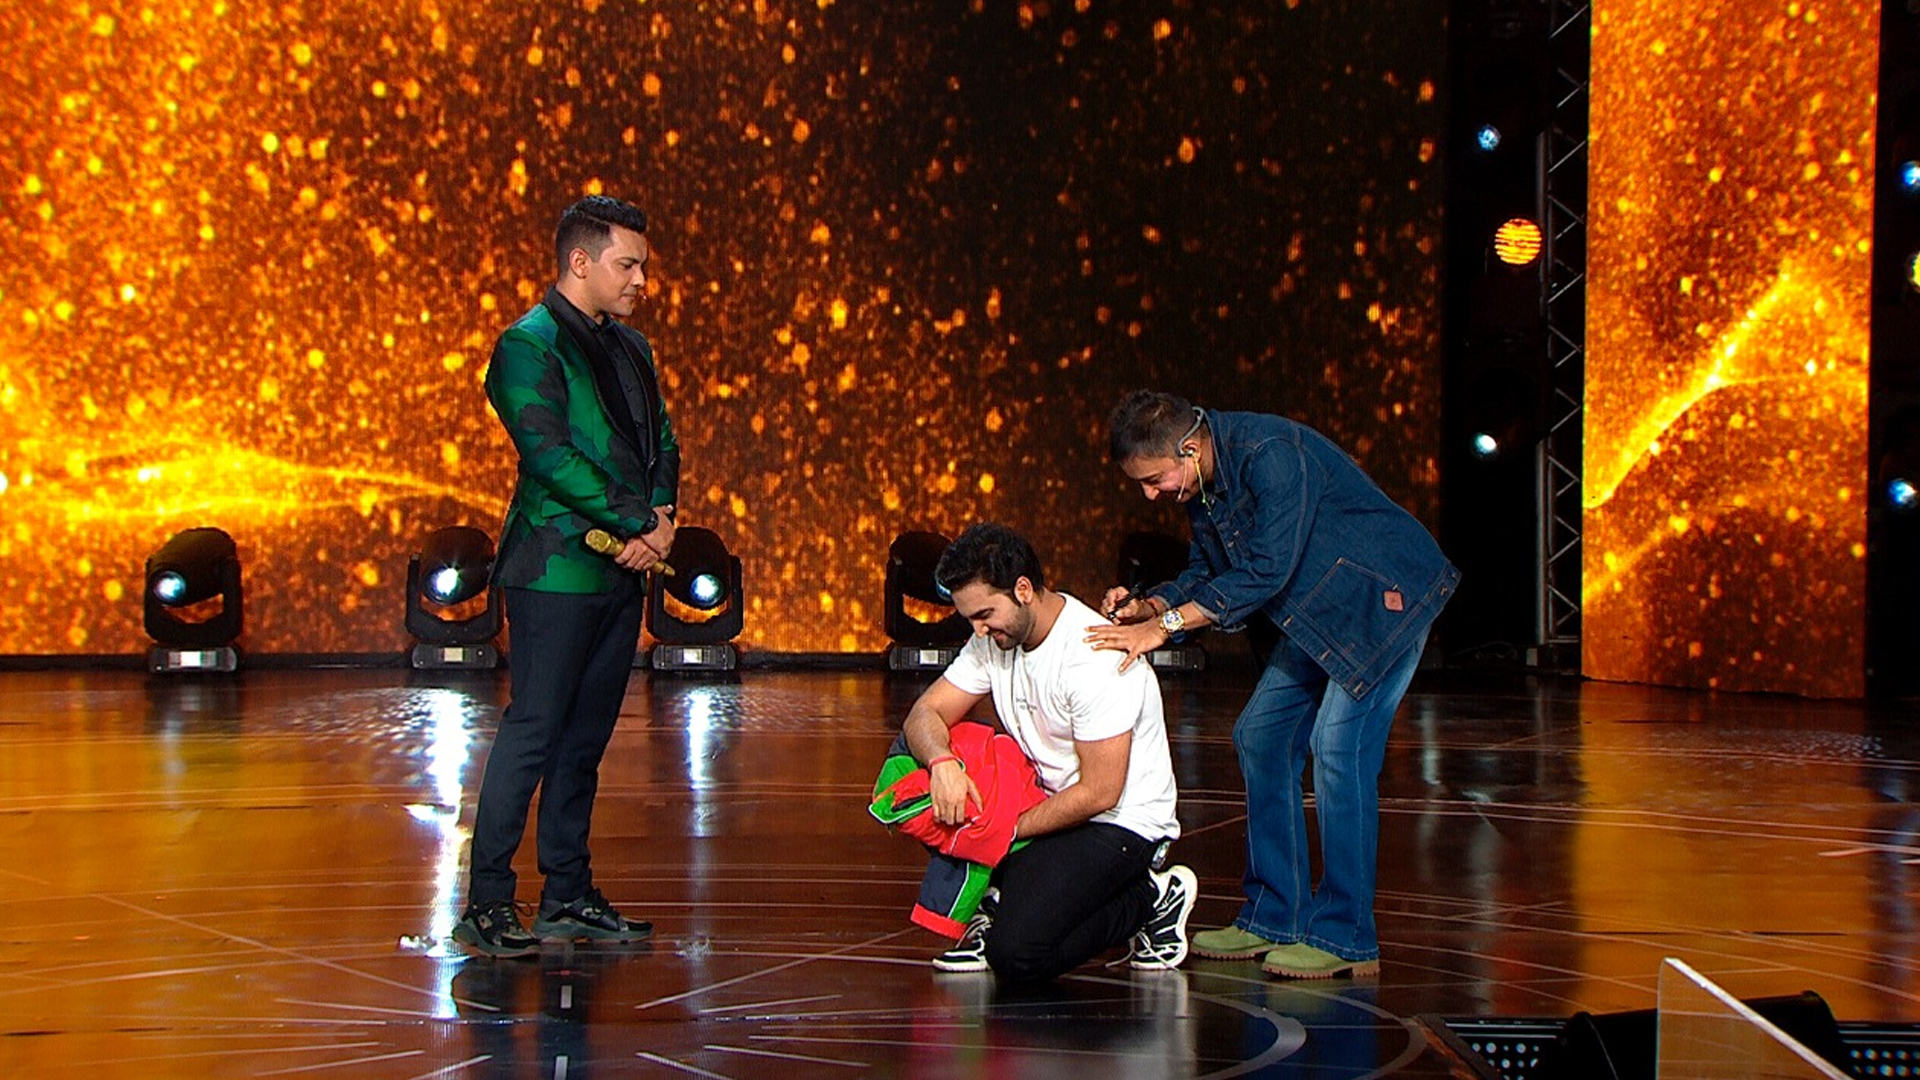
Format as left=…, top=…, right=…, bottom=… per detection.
left=1108, top=390, right=1199, bottom=462
left=935, top=522, right=1046, bottom=596
left=554, top=195, right=649, bottom=275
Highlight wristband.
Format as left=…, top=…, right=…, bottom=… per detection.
left=927, top=753, right=961, bottom=770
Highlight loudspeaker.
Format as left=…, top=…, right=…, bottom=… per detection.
left=1534, top=991, right=1847, bottom=1080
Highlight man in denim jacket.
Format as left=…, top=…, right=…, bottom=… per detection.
left=1087, top=390, right=1458, bottom=979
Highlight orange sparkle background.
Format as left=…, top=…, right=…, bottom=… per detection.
left=1585, top=0, right=1876, bottom=696
left=0, top=0, right=1447, bottom=656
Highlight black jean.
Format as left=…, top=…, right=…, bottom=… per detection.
left=467, top=579, right=645, bottom=906
left=985, top=821, right=1161, bottom=982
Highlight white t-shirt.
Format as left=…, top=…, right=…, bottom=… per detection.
left=941, top=592, right=1180, bottom=842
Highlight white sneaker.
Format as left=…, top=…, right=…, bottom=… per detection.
left=1128, top=864, right=1198, bottom=970
left=932, top=911, right=992, bottom=973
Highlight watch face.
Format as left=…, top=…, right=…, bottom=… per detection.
left=1160, top=610, right=1183, bottom=632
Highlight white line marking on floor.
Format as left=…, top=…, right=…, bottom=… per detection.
left=276, top=997, right=446, bottom=1019
left=256, top=1049, right=428, bottom=1076
left=705, top=1044, right=867, bottom=1068
left=396, top=1055, right=492, bottom=1080
left=634, top=1051, right=740, bottom=1079
left=634, top=930, right=913, bottom=1012
left=698, top=994, right=841, bottom=1014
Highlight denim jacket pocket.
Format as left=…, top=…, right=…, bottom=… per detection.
left=1291, top=557, right=1412, bottom=669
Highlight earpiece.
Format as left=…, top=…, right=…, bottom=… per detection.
left=1175, top=408, right=1204, bottom=457
left=1171, top=407, right=1206, bottom=502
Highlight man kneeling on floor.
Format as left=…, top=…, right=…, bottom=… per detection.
left=897, top=522, right=1197, bottom=980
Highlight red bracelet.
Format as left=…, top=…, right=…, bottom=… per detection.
left=927, top=753, right=961, bottom=769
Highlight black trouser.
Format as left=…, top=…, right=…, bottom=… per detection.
left=985, top=821, right=1161, bottom=983
left=468, top=579, right=645, bottom=906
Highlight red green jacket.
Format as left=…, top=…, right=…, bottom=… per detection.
left=871, top=722, right=1046, bottom=937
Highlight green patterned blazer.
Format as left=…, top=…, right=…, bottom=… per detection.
left=485, top=290, right=679, bottom=593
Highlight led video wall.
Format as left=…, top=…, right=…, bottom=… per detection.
left=1585, top=0, right=1877, bottom=696
left=0, top=0, right=1447, bottom=656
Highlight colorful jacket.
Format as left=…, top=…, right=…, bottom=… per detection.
left=485, top=289, right=679, bottom=593
left=871, top=722, right=1047, bottom=938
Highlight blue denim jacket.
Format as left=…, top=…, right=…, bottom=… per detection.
left=1148, top=411, right=1460, bottom=700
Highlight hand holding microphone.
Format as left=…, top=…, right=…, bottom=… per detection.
left=585, top=528, right=675, bottom=575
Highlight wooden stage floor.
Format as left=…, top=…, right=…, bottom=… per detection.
left=1, top=663, right=1916, bottom=1078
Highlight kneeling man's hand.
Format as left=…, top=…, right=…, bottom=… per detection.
left=930, top=760, right=983, bottom=826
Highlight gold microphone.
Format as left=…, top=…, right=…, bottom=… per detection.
left=584, top=529, right=675, bottom=575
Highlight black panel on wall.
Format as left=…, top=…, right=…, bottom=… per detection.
left=1439, top=0, right=1554, bottom=659
left=1870, top=2, right=1920, bottom=697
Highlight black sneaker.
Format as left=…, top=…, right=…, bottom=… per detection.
left=1128, top=864, right=1198, bottom=970
left=453, top=899, right=540, bottom=957
left=932, top=910, right=992, bottom=973
left=533, top=887, right=653, bottom=942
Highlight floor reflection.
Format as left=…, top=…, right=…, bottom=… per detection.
left=0, top=667, right=1913, bottom=1078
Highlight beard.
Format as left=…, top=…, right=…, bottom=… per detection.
left=987, top=603, right=1034, bottom=651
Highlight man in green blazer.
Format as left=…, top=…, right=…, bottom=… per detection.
left=455, top=195, right=680, bottom=956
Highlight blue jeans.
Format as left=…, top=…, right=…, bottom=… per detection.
left=1230, top=627, right=1427, bottom=961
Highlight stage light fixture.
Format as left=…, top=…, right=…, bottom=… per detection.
left=1901, top=160, right=1920, bottom=195
left=689, top=572, right=725, bottom=608
left=1889, top=477, right=1918, bottom=512
left=426, top=566, right=463, bottom=604
left=144, top=526, right=243, bottom=673
left=884, top=530, right=969, bottom=671
left=1474, top=124, right=1503, bottom=152
left=1878, top=406, right=1920, bottom=514
left=647, top=526, right=743, bottom=672
left=1908, top=251, right=1920, bottom=294
left=1493, top=218, right=1544, bottom=266
left=405, top=525, right=502, bottom=669
left=152, top=572, right=189, bottom=605
left=1459, top=352, right=1547, bottom=467
left=1116, top=530, right=1206, bottom=672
